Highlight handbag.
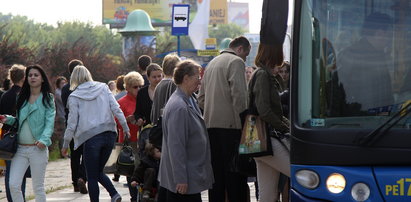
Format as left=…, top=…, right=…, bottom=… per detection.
left=104, top=142, right=122, bottom=174
left=115, top=138, right=136, bottom=177
left=239, top=69, right=273, bottom=158
left=0, top=120, right=19, bottom=160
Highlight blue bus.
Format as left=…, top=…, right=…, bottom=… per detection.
left=283, top=0, right=411, bottom=201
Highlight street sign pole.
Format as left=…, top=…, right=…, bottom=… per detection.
left=177, top=35, right=181, bottom=56
left=172, top=4, right=190, bottom=57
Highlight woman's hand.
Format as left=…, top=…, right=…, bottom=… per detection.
left=0, top=115, right=6, bottom=123
left=61, top=148, right=69, bottom=158
left=176, top=183, right=188, bottom=195
left=136, top=118, right=145, bottom=126
left=35, top=141, right=46, bottom=149
left=124, top=131, right=131, bottom=139
left=126, top=115, right=136, bottom=124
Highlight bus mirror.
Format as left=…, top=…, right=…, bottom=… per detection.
left=260, top=0, right=288, bottom=45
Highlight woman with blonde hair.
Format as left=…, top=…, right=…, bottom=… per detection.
left=116, top=71, right=144, bottom=201
left=61, top=65, right=130, bottom=202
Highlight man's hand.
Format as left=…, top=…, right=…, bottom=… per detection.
left=130, top=181, right=138, bottom=187
left=176, top=183, right=188, bottom=194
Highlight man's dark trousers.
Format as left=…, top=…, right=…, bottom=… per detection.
left=208, top=128, right=248, bottom=202
left=69, top=140, right=87, bottom=186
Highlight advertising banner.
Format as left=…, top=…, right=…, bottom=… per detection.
left=209, top=0, right=227, bottom=24
left=103, top=0, right=180, bottom=28
left=103, top=0, right=228, bottom=28
left=228, top=2, right=249, bottom=31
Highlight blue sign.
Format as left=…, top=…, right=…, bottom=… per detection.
left=172, top=4, right=190, bottom=36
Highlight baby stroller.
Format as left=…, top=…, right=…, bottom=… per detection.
left=134, top=124, right=161, bottom=202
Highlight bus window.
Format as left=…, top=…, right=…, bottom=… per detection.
left=297, top=0, right=411, bottom=129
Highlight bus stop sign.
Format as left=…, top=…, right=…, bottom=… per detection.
left=172, top=4, right=190, bottom=36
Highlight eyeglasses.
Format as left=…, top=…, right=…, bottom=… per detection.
left=132, top=85, right=143, bottom=89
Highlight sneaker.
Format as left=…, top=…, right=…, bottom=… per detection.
left=111, top=193, right=122, bottom=202
left=77, top=178, right=88, bottom=194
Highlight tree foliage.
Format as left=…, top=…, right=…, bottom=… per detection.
left=209, top=23, right=246, bottom=47
left=0, top=13, right=123, bottom=85
left=0, top=12, right=246, bottom=86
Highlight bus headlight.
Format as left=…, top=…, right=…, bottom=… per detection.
left=295, top=170, right=320, bottom=189
left=326, top=173, right=346, bottom=193
left=351, top=183, right=370, bottom=201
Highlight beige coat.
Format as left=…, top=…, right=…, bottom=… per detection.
left=198, top=48, right=248, bottom=130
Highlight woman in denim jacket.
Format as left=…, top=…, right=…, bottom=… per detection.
left=0, top=64, right=55, bottom=202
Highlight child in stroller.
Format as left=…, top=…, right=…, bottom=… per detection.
left=130, top=129, right=161, bottom=201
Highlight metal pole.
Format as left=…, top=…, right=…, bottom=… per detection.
left=177, top=35, right=181, bottom=57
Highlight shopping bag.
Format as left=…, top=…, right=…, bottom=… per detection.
left=239, top=113, right=273, bottom=157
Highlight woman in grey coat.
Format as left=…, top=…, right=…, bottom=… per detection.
left=158, top=60, right=214, bottom=202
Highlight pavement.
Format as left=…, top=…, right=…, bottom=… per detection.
left=0, top=158, right=258, bottom=202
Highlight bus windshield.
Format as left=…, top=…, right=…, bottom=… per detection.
left=297, top=0, right=411, bottom=129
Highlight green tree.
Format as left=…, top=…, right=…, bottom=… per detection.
left=209, top=23, right=246, bottom=48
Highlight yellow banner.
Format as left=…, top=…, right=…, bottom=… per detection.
left=198, top=50, right=220, bottom=56
left=209, top=0, right=227, bottom=24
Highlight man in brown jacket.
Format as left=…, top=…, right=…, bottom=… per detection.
left=198, top=36, right=251, bottom=202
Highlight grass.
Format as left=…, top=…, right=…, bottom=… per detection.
left=48, top=143, right=66, bottom=162
left=48, top=147, right=62, bottom=162
left=25, top=185, right=71, bottom=201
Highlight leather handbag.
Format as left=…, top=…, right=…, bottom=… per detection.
left=115, top=138, right=136, bottom=177
left=0, top=120, right=19, bottom=160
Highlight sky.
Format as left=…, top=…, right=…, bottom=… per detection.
left=0, top=0, right=264, bottom=33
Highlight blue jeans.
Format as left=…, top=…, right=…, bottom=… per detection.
left=83, top=131, right=119, bottom=202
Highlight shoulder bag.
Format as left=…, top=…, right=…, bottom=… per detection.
left=239, top=69, right=273, bottom=157
left=115, top=137, right=136, bottom=177
left=0, top=120, right=19, bottom=160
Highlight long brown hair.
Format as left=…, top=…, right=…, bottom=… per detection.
left=254, top=43, right=284, bottom=68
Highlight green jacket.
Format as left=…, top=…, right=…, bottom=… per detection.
left=250, top=66, right=290, bottom=133
left=5, top=94, right=55, bottom=146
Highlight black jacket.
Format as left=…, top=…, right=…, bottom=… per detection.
left=0, top=85, right=21, bottom=131
left=61, top=83, right=72, bottom=122
left=134, top=86, right=153, bottom=126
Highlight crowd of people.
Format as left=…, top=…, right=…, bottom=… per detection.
left=0, top=35, right=292, bottom=202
